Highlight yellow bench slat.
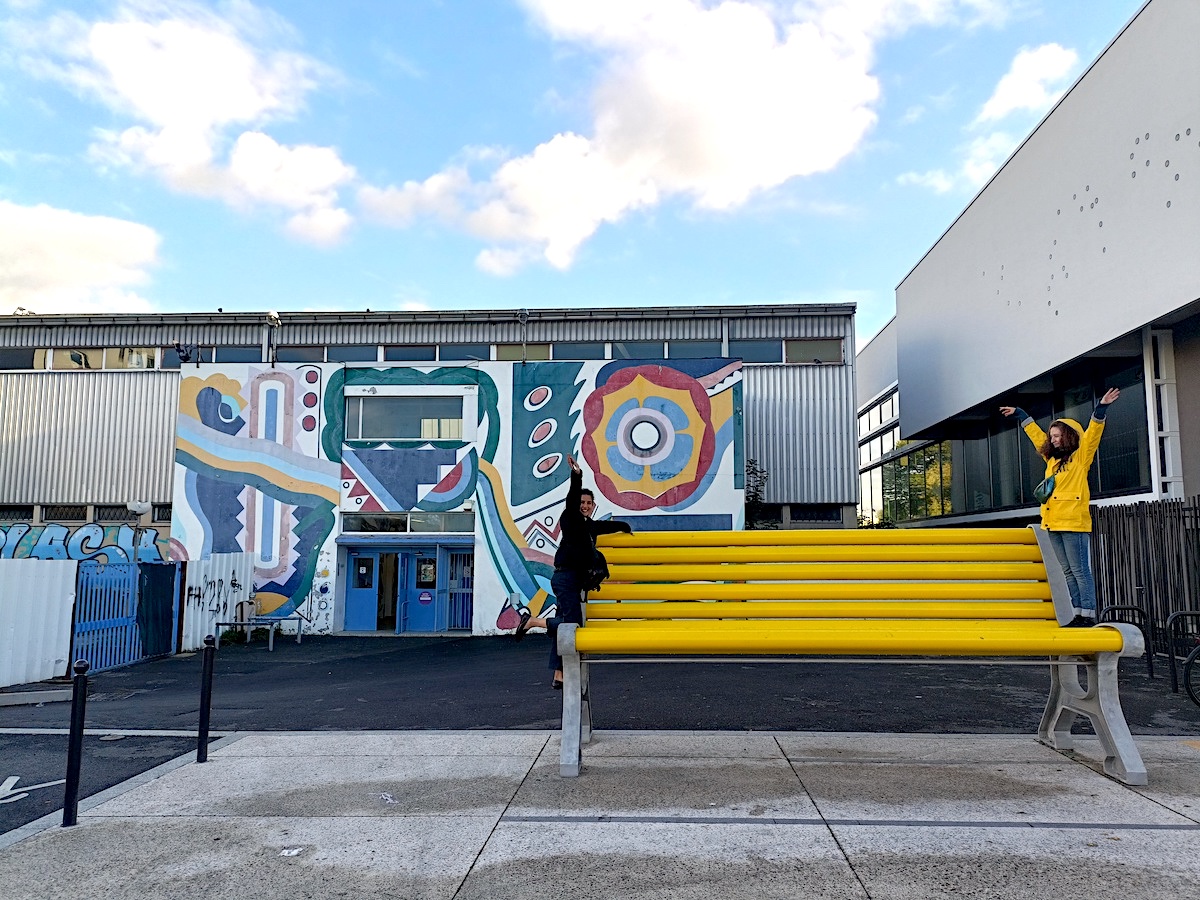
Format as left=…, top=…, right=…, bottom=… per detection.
left=602, top=545, right=1045, bottom=564
left=607, top=562, right=1047, bottom=582
left=597, top=528, right=1037, bottom=548
left=597, top=582, right=1054, bottom=601
left=573, top=619, right=1124, bottom=656
left=584, top=600, right=1055, bottom=620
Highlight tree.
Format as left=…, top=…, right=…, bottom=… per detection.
left=744, top=458, right=775, bottom=529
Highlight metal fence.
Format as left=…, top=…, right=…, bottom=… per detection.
left=1092, top=497, right=1200, bottom=660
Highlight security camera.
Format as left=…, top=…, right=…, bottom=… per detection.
left=267, top=310, right=282, bottom=328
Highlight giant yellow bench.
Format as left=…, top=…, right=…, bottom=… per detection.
left=556, top=527, right=1147, bottom=784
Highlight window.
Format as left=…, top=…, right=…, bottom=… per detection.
left=552, top=341, right=605, bottom=360
left=341, top=511, right=475, bottom=532
left=104, top=347, right=156, bottom=369
left=384, top=345, right=436, bottom=362
left=346, top=396, right=464, bottom=441
left=668, top=340, right=723, bottom=359
left=439, top=343, right=490, bottom=361
left=329, top=345, right=379, bottom=362
left=0, top=349, right=42, bottom=369
left=161, top=346, right=213, bottom=369
left=784, top=338, right=843, bottom=365
left=52, top=349, right=104, bottom=370
left=152, top=504, right=173, bottom=523
left=343, top=513, right=409, bottom=532
left=729, top=339, right=782, bottom=363
left=0, top=504, right=34, bottom=521
left=214, top=346, right=263, bottom=363
left=612, top=341, right=664, bottom=359
left=42, top=505, right=87, bottom=522
left=496, top=343, right=550, bottom=361
left=95, top=505, right=136, bottom=522
left=276, top=346, right=325, bottom=363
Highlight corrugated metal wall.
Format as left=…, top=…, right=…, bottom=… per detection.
left=743, top=364, right=858, bottom=504
left=0, top=306, right=854, bottom=347
left=0, top=559, right=77, bottom=687
left=180, top=552, right=258, bottom=651
left=0, top=372, right=179, bottom=503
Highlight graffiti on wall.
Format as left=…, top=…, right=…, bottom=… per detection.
left=173, top=366, right=340, bottom=619
left=172, top=358, right=743, bottom=635
left=0, top=522, right=165, bottom=562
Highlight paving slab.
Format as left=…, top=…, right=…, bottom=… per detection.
left=516, top=745, right=820, bottom=819
left=830, top=824, right=1200, bottom=900
left=0, top=815, right=492, bottom=900
left=85, top=753, right=535, bottom=817
left=213, top=730, right=553, bottom=758
left=458, top=821, right=869, bottom=900
left=789, top=758, right=1192, bottom=826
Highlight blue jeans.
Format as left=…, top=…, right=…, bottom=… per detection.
left=1046, top=530, right=1096, bottom=616
left=546, top=570, right=583, bottom=672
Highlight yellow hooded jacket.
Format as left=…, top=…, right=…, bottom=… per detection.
left=1021, top=415, right=1105, bottom=532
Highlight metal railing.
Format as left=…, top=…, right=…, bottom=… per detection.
left=1092, top=496, right=1200, bottom=688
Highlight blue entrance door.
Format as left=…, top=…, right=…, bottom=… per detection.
left=401, top=553, right=439, bottom=632
left=344, top=551, right=380, bottom=631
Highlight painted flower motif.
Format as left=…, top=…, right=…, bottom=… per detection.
left=581, top=366, right=714, bottom=510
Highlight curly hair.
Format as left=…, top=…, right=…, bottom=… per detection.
left=1039, top=421, right=1080, bottom=460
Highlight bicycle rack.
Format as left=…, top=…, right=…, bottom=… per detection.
left=1164, top=611, right=1200, bottom=693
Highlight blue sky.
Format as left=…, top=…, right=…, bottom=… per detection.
left=0, top=0, right=1147, bottom=343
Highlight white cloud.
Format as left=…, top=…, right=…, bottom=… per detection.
left=975, top=43, right=1077, bottom=123
left=8, top=0, right=354, bottom=244
left=899, top=42, right=1077, bottom=195
left=0, top=200, right=160, bottom=314
left=364, top=0, right=1001, bottom=273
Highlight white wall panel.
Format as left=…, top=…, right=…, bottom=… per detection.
left=179, top=553, right=257, bottom=651
left=897, top=0, right=1200, bottom=436
left=0, top=559, right=77, bottom=687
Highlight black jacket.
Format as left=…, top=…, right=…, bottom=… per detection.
left=554, top=470, right=631, bottom=573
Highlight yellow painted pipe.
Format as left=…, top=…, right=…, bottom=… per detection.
left=573, top=619, right=1125, bottom=656
left=606, top=562, right=1047, bottom=582
left=602, top=545, right=1045, bottom=564
left=597, top=528, right=1037, bottom=548
left=596, top=583, right=1053, bottom=601
left=583, top=601, right=1055, bottom=620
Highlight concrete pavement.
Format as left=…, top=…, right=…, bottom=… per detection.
left=2, top=729, right=1200, bottom=899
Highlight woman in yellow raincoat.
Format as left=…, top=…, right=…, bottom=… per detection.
left=1000, top=387, right=1120, bottom=627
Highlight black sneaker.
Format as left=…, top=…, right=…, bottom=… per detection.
left=1065, top=615, right=1096, bottom=628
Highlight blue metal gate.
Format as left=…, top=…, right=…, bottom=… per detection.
left=74, top=562, right=141, bottom=672
left=448, top=551, right=473, bottom=630
left=73, top=561, right=182, bottom=672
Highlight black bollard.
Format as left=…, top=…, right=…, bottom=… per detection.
left=62, top=659, right=90, bottom=827
left=197, top=634, right=216, bottom=762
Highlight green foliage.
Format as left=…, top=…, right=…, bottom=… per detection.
left=745, top=458, right=775, bottom=530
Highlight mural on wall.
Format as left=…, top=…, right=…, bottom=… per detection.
left=0, top=522, right=165, bottom=562
left=172, top=366, right=340, bottom=619
left=172, top=358, right=743, bottom=636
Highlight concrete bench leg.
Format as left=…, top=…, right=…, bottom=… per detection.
left=580, top=659, right=592, bottom=746
left=558, top=624, right=582, bottom=776
left=1039, top=653, right=1147, bottom=786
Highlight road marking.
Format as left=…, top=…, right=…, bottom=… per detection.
left=0, top=776, right=66, bottom=805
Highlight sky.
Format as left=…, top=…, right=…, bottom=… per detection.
left=0, top=0, right=1149, bottom=345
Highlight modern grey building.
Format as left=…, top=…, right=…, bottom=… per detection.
left=857, top=0, right=1199, bottom=527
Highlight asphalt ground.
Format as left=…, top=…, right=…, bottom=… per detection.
left=3, top=634, right=1199, bottom=837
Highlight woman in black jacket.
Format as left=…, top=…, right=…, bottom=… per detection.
left=515, top=455, right=632, bottom=688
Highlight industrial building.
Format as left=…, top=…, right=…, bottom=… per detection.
left=0, top=303, right=857, bottom=643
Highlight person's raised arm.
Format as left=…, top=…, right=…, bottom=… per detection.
left=1093, top=387, right=1120, bottom=421
left=1002, top=404, right=1045, bottom=451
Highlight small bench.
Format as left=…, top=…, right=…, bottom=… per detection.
left=556, top=527, right=1147, bottom=784
left=215, top=599, right=309, bottom=651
